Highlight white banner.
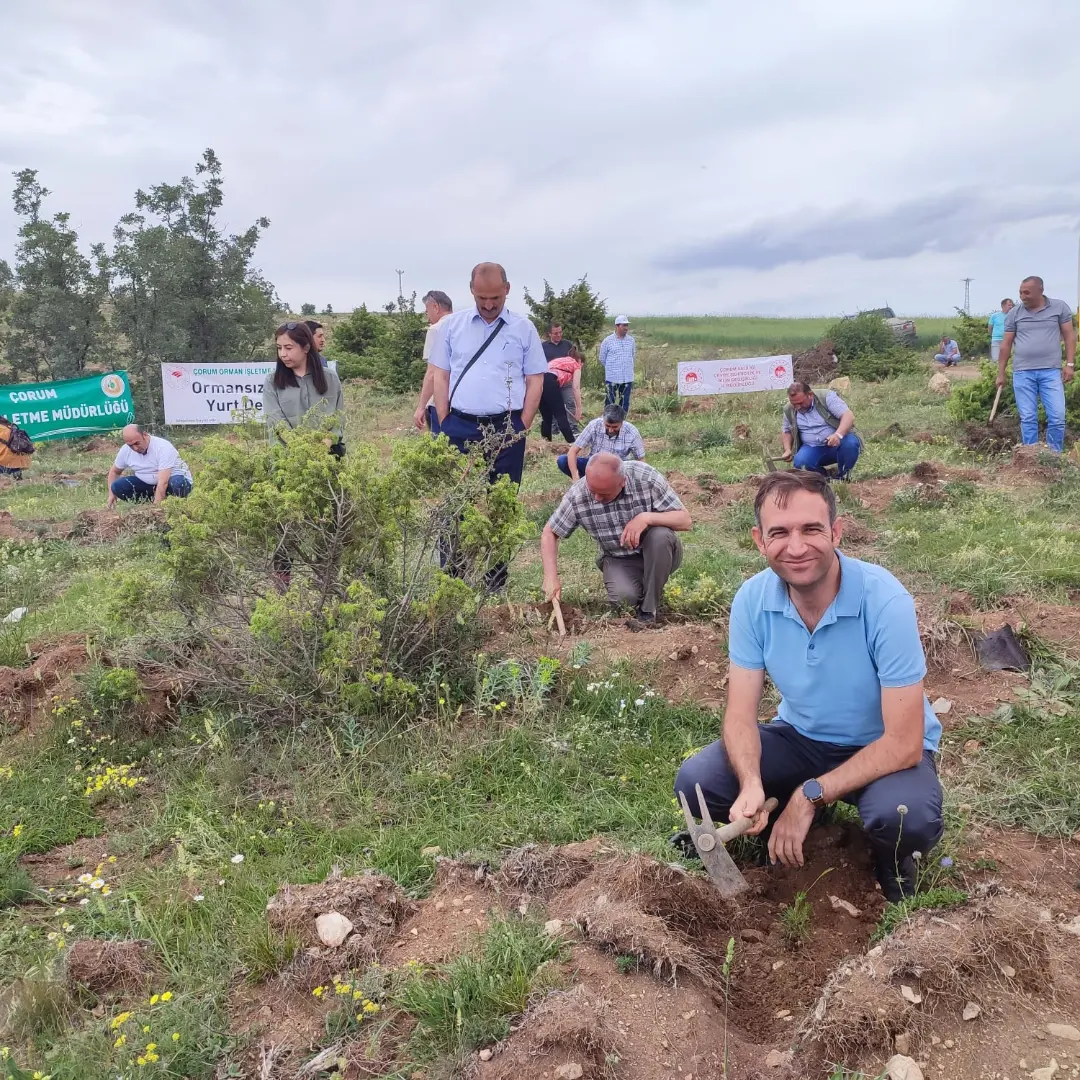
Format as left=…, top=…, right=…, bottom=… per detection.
left=161, top=362, right=336, bottom=425
left=677, top=355, right=793, bottom=396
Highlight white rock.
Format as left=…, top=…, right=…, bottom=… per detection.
left=931, top=697, right=953, bottom=716
left=1046, top=1025, right=1080, bottom=1042
left=828, top=377, right=852, bottom=393
left=554, top=1066, right=584, bottom=1080
left=315, top=910, right=354, bottom=947
left=963, top=1001, right=982, bottom=1021
left=829, top=895, right=862, bottom=918
left=1062, top=915, right=1080, bottom=937
left=421, top=846, right=441, bottom=857
left=928, top=373, right=952, bottom=395
left=868, top=945, right=885, bottom=958
left=1030, top=1060, right=1059, bottom=1080
left=901, top=984, right=923, bottom=1005
left=886, top=1054, right=925, bottom=1080
left=543, top=919, right=564, bottom=936
left=478, top=1049, right=493, bottom=1062
left=2, top=607, right=27, bottom=624
left=1001, top=964, right=1017, bottom=977
left=765, top=1049, right=793, bottom=1068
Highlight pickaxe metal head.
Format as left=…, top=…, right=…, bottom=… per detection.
left=678, top=783, right=778, bottom=898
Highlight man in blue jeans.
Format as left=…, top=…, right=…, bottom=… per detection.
left=106, top=425, right=193, bottom=506
left=675, top=470, right=943, bottom=900
left=780, top=381, right=861, bottom=478
left=997, top=276, right=1075, bottom=453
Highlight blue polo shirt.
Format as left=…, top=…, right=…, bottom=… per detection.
left=728, top=553, right=941, bottom=751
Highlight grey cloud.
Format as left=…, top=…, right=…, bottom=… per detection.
left=656, top=190, right=1080, bottom=273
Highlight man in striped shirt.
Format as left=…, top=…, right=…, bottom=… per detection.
left=599, top=315, right=636, bottom=413
left=558, top=404, right=644, bottom=480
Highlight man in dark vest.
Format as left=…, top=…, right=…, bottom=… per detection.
left=781, top=381, right=861, bottom=479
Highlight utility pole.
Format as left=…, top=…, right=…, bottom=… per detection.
left=395, top=269, right=405, bottom=297
left=961, top=277, right=973, bottom=313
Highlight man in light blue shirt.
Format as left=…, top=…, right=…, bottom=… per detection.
left=599, top=315, right=636, bottom=414
left=675, top=470, right=943, bottom=900
left=997, top=276, right=1075, bottom=453
left=987, top=298, right=1013, bottom=362
left=431, top=262, right=546, bottom=588
left=781, top=382, right=861, bottom=479
left=934, top=336, right=961, bottom=366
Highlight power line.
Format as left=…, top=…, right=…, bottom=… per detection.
left=395, top=269, right=405, bottom=296
left=961, top=277, right=973, bottom=313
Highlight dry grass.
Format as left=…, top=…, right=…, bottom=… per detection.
left=496, top=843, right=596, bottom=902
left=65, top=938, right=157, bottom=994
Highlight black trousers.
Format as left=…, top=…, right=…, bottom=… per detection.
left=539, top=372, right=574, bottom=442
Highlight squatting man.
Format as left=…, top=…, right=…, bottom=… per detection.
left=540, top=453, right=691, bottom=630
left=675, top=470, right=943, bottom=900
left=106, top=424, right=193, bottom=506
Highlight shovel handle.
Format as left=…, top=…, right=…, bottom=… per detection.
left=551, top=597, right=566, bottom=637
left=989, top=385, right=1003, bottom=424
left=715, top=797, right=779, bottom=843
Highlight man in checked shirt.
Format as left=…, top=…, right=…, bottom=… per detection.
left=541, top=453, right=692, bottom=629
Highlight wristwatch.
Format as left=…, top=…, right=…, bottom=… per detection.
left=801, top=778, right=825, bottom=806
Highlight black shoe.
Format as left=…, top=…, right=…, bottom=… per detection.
left=628, top=611, right=657, bottom=632
left=877, top=855, right=917, bottom=902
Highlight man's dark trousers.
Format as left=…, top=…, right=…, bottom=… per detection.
left=605, top=381, right=632, bottom=413
left=439, top=409, right=526, bottom=590
left=675, top=722, right=943, bottom=886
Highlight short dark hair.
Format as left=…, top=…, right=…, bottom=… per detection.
left=422, top=290, right=453, bottom=312
left=1001, top=298, right=1013, bottom=306
left=1021, top=275, right=1044, bottom=289
left=754, top=470, right=837, bottom=528
left=603, top=404, right=626, bottom=424
left=787, top=380, right=812, bottom=396
left=549, top=321, right=562, bottom=330
left=304, top=320, right=323, bottom=333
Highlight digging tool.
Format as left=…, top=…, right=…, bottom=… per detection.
left=678, top=784, right=778, bottom=898
left=989, top=385, right=1003, bottom=423
left=549, top=596, right=566, bottom=637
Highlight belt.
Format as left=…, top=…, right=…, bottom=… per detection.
left=450, top=408, right=520, bottom=425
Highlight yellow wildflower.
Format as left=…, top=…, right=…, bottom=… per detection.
left=145, top=1042, right=157, bottom=1052
left=149, top=994, right=159, bottom=1005
left=111, top=1011, right=132, bottom=1029
left=362, top=1001, right=380, bottom=1014
left=171, top=1032, right=180, bottom=1042
left=160, top=991, right=172, bottom=1002
left=312, top=986, right=324, bottom=998
left=12, top=824, right=22, bottom=837
left=114, top=1035, right=127, bottom=1048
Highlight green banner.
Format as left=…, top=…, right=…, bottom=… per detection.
left=0, top=371, right=135, bottom=442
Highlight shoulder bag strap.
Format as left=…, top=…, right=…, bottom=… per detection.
left=449, top=318, right=506, bottom=407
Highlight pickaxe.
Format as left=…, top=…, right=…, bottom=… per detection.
left=678, top=783, right=778, bottom=898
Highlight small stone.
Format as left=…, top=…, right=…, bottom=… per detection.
left=410, top=928, right=419, bottom=936
left=931, top=697, right=953, bottom=715
left=901, top=984, right=923, bottom=1005
left=543, top=919, right=564, bottom=936
left=895, top=1032, right=912, bottom=1055
left=945, top=1039, right=955, bottom=1049
left=963, top=739, right=982, bottom=755
left=740, top=928, right=766, bottom=943
left=315, top=910, right=354, bottom=947
left=478, top=1049, right=493, bottom=1062
left=885, top=1054, right=925, bottom=1080
left=932, top=1036, right=941, bottom=1045
left=1020, top=1060, right=1028, bottom=1070
left=554, top=1066, right=584, bottom=1080
left=775, top=1009, right=791, bottom=1019
left=434, top=900, right=445, bottom=911
left=772, top=960, right=785, bottom=971
left=828, top=376, right=852, bottom=392
left=1047, top=1026, right=1080, bottom=1042
left=691, top=645, right=699, bottom=655
left=829, top=894, right=862, bottom=918
left=681, top=1010, right=696, bottom=1020
left=452, top=898, right=463, bottom=907
left=1002, top=964, right=1017, bottom=977
left=1039, top=908, right=1053, bottom=923
left=421, top=846, right=441, bottom=857
left=868, top=945, right=885, bottom=958
left=1064, top=915, right=1080, bottom=937
left=963, top=1002, right=982, bottom=1021
left=928, top=372, right=952, bottom=395
left=661, top=1037, right=670, bottom=1049
left=765, top=1049, right=793, bottom=1068
left=463, top=908, right=472, bottom=915
left=1030, top=1060, right=1059, bottom=1080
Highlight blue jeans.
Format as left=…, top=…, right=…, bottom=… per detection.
left=557, top=453, right=589, bottom=478
left=675, top=722, right=943, bottom=890
left=793, top=434, right=861, bottom=478
left=605, top=382, right=632, bottom=413
left=1012, top=367, right=1066, bottom=453
left=111, top=475, right=192, bottom=502
left=934, top=353, right=958, bottom=366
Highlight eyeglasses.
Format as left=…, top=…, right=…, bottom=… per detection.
left=277, top=321, right=300, bottom=333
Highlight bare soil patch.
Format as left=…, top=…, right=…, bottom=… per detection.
left=66, top=938, right=158, bottom=995
left=792, top=342, right=838, bottom=384
left=0, top=636, right=91, bottom=732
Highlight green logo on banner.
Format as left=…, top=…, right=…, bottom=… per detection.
left=0, top=371, right=135, bottom=442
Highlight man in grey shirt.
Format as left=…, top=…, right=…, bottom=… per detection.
left=997, top=276, right=1075, bottom=453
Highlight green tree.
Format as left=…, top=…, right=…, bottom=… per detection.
left=300, top=302, right=316, bottom=316
left=952, top=307, right=990, bottom=358
left=5, top=169, right=110, bottom=382
left=106, top=149, right=278, bottom=424
left=324, top=303, right=334, bottom=314
left=331, top=303, right=387, bottom=378
left=522, top=276, right=607, bottom=350
left=822, top=313, right=919, bottom=381
left=377, top=293, right=428, bottom=394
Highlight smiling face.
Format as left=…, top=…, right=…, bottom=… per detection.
left=752, top=488, right=843, bottom=590
left=1019, top=279, right=1044, bottom=308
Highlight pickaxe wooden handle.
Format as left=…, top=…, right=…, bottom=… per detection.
left=989, top=385, right=1003, bottom=424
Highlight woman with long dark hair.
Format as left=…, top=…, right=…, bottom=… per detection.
left=263, top=321, right=345, bottom=452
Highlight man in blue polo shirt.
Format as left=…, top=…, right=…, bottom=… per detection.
left=675, top=470, right=943, bottom=900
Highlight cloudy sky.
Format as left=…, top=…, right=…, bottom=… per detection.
left=1, top=0, right=1078, bottom=317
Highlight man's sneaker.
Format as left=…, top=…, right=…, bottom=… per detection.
left=876, top=854, right=917, bottom=902
left=627, top=611, right=657, bottom=632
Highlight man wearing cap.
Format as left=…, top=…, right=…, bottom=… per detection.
left=599, top=316, right=636, bottom=414
left=414, top=290, right=454, bottom=433
left=558, top=404, right=645, bottom=480
left=432, top=262, right=546, bottom=589
left=303, top=321, right=330, bottom=367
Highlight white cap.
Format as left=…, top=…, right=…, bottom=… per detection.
left=614, top=315, right=629, bottom=325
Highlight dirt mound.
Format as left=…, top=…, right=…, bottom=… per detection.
left=793, top=342, right=838, bottom=384
left=911, top=461, right=939, bottom=481
left=66, top=939, right=158, bottom=994
left=0, top=510, right=34, bottom=541
left=0, top=638, right=91, bottom=729
left=840, top=518, right=876, bottom=546
left=65, top=506, right=166, bottom=543
left=496, top=842, right=597, bottom=902
left=265, top=869, right=414, bottom=986
left=1007, top=443, right=1064, bottom=480
left=960, top=417, right=1018, bottom=455
left=797, top=894, right=1051, bottom=1068
left=482, top=985, right=617, bottom=1080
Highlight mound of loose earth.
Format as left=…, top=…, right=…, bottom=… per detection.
left=0, top=637, right=91, bottom=730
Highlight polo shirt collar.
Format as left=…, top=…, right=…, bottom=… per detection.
left=762, top=551, right=865, bottom=619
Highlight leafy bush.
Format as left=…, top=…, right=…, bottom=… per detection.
left=948, top=361, right=1080, bottom=430
left=109, top=426, right=532, bottom=725
left=824, top=314, right=920, bottom=381
left=664, top=572, right=729, bottom=616
left=523, top=276, right=607, bottom=351
left=331, top=297, right=426, bottom=391
left=952, top=307, right=989, bottom=358
left=85, top=666, right=143, bottom=714
left=330, top=303, right=387, bottom=379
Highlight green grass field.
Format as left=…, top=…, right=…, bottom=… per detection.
left=0, top=355, right=1077, bottom=1079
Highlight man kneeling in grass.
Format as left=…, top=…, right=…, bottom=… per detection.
left=107, top=424, right=193, bottom=507
left=675, top=470, right=943, bottom=900
left=541, top=453, right=692, bottom=631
